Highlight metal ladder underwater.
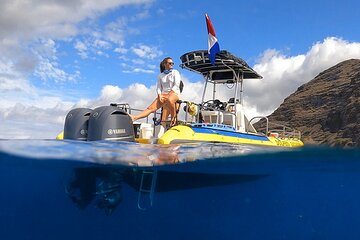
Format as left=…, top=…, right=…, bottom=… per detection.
left=137, top=169, right=158, bottom=210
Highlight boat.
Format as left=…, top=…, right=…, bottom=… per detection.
left=57, top=50, right=304, bottom=148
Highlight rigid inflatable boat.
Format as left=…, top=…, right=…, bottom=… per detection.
left=57, top=50, right=303, bottom=148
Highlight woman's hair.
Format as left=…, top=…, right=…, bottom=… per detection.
left=160, top=57, right=172, bottom=73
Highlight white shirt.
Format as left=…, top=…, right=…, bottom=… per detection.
left=156, top=69, right=181, bottom=96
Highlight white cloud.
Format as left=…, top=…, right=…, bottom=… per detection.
left=103, top=17, right=128, bottom=46
left=93, top=39, right=112, bottom=49
left=131, top=44, right=163, bottom=59
left=0, top=0, right=152, bottom=41
left=115, top=47, right=128, bottom=54
left=73, top=13, right=150, bottom=61
left=74, top=37, right=114, bottom=59
left=133, top=68, right=155, bottom=74
left=74, top=40, right=88, bottom=59
left=0, top=61, right=37, bottom=106
left=132, top=59, right=146, bottom=65
left=0, top=76, right=34, bottom=95
left=0, top=101, right=73, bottom=139
left=34, top=56, right=80, bottom=82
left=0, top=0, right=153, bottom=77
left=245, top=37, right=360, bottom=116
left=121, top=58, right=156, bottom=74
left=130, top=10, right=150, bottom=21
left=0, top=120, right=63, bottom=139
left=74, top=83, right=153, bottom=110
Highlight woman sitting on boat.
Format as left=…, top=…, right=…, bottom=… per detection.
left=130, top=57, right=181, bottom=126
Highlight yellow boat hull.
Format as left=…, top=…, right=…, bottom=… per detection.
left=158, top=125, right=303, bottom=148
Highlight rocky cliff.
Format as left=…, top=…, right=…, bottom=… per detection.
left=259, top=59, right=360, bottom=147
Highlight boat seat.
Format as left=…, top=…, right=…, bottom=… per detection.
left=222, top=112, right=236, bottom=128
left=201, top=110, right=236, bottom=128
left=201, top=110, right=223, bottom=124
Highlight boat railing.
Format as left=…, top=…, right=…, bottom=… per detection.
left=249, top=117, right=269, bottom=136
left=249, top=116, right=302, bottom=140
left=267, top=124, right=301, bottom=139
left=111, top=103, right=159, bottom=125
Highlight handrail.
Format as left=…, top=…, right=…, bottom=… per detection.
left=248, top=116, right=301, bottom=139
left=111, top=103, right=159, bottom=124
left=249, top=116, right=269, bottom=136
left=266, top=122, right=302, bottom=139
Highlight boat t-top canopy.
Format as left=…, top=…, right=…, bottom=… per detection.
left=180, top=50, right=262, bottom=83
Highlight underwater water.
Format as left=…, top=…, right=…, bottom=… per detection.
left=0, top=140, right=359, bottom=240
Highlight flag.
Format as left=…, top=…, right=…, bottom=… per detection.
left=205, top=14, right=220, bottom=65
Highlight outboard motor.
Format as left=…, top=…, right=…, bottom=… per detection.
left=87, top=106, right=135, bottom=141
left=64, top=108, right=93, bottom=140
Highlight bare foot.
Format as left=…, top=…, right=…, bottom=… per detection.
left=129, top=115, right=136, bottom=122
left=170, top=118, right=176, bottom=127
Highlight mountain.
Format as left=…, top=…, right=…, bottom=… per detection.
left=258, top=59, right=360, bottom=147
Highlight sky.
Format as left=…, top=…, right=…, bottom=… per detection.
left=0, top=0, right=359, bottom=139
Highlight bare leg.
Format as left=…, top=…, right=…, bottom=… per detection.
left=131, top=109, right=153, bottom=122
left=161, top=107, right=170, bottom=127
left=131, top=98, right=162, bottom=121
left=164, top=93, right=179, bottom=126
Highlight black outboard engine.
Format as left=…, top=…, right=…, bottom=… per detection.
left=87, top=106, right=135, bottom=141
left=64, top=108, right=93, bottom=140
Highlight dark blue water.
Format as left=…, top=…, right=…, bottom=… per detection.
left=0, top=140, right=359, bottom=240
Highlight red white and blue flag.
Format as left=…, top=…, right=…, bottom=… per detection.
left=205, top=14, right=220, bottom=65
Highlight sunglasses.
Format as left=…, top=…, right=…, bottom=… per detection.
left=167, top=62, right=174, bottom=65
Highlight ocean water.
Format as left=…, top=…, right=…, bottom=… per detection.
left=0, top=140, right=359, bottom=240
